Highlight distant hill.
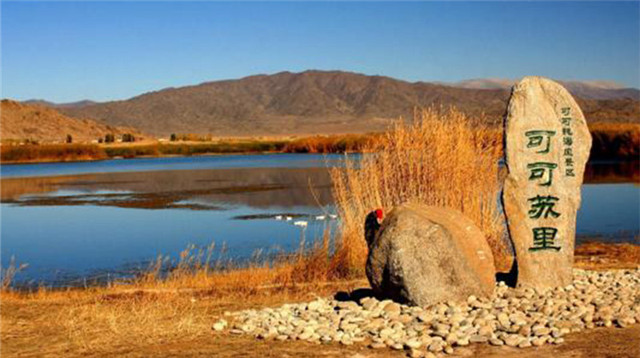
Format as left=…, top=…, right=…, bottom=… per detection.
left=23, top=99, right=98, bottom=109
left=1, top=100, right=138, bottom=143
left=40, top=71, right=640, bottom=136
left=448, top=78, right=640, bottom=100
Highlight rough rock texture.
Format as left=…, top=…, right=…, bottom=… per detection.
left=503, top=76, right=592, bottom=289
left=366, top=203, right=496, bottom=306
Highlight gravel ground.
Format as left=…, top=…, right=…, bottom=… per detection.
left=214, top=269, right=640, bottom=357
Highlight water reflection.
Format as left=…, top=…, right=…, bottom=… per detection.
left=0, top=155, right=637, bottom=287
left=1, top=167, right=334, bottom=209
left=583, top=161, right=639, bottom=184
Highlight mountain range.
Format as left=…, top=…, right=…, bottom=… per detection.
left=14, top=71, right=640, bottom=137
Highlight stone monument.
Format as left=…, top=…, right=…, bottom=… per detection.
left=502, top=76, right=592, bottom=289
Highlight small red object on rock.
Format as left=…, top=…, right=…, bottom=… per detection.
left=375, top=209, right=384, bottom=220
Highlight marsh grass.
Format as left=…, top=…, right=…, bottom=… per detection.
left=2, top=123, right=637, bottom=163
left=0, top=232, right=358, bottom=356
left=0, top=143, right=106, bottom=162
left=283, top=134, right=379, bottom=153
left=1, top=256, right=29, bottom=290
left=588, top=122, right=640, bottom=160
left=329, top=107, right=509, bottom=274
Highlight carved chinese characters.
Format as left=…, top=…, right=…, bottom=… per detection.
left=503, top=77, right=592, bottom=289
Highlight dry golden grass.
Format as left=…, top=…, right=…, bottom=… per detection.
left=588, top=122, right=640, bottom=160
left=329, top=107, right=509, bottom=273
left=126, top=232, right=341, bottom=293
left=2, top=121, right=637, bottom=164
left=574, top=240, right=640, bottom=270
left=0, top=236, right=367, bottom=357
left=0, top=278, right=368, bottom=357
left=0, top=143, right=107, bottom=163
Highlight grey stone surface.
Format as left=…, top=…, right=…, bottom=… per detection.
left=366, top=203, right=496, bottom=306
left=503, top=76, right=592, bottom=289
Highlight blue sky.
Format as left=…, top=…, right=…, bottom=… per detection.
left=2, top=1, right=639, bottom=103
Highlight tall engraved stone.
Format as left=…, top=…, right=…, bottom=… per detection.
left=503, top=76, right=591, bottom=289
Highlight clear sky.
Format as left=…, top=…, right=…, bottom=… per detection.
left=2, top=1, right=639, bottom=103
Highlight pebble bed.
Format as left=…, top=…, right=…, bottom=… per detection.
left=213, top=269, right=640, bottom=357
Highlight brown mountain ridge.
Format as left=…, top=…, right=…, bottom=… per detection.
left=0, top=100, right=139, bottom=143
left=27, top=71, right=640, bottom=137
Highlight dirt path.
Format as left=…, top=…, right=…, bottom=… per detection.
left=136, top=326, right=640, bottom=358
left=16, top=325, right=635, bottom=358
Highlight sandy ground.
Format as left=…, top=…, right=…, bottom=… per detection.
left=147, top=326, right=640, bottom=358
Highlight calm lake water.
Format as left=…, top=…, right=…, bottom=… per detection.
left=1, top=154, right=638, bottom=287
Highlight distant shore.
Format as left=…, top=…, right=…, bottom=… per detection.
left=1, top=124, right=638, bottom=165
left=0, top=134, right=375, bottom=164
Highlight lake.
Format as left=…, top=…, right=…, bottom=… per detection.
left=1, top=154, right=638, bottom=287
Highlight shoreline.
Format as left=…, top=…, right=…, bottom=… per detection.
left=0, top=150, right=294, bottom=166
left=1, top=148, right=638, bottom=166
left=1, top=242, right=639, bottom=357
left=1, top=124, right=638, bottom=165
left=3, top=241, right=639, bottom=293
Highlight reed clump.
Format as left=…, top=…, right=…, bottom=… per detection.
left=329, top=107, right=509, bottom=275
left=588, top=122, right=640, bottom=160
left=0, top=143, right=106, bottom=162
left=283, top=134, right=379, bottom=153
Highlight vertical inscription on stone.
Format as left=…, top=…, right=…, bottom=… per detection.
left=502, top=76, right=592, bottom=289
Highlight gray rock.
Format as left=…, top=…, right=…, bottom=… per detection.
left=408, top=348, right=424, bottom=358
left=503, top=76, right=592, bottom=289
left=469, top=335, right=488, bottom=343
left=216, top=268, right=639, bottom=352
left=444, top=346, right=454, bottom=354
left=366, top=203, right=496, bottom=306
left=383, top=302, right=402, bottom=314
left=427, top=341, right=444, bottom=353
left=504, top=335, right=521, bottom=347
left=404, top=338, right=422, bottom=349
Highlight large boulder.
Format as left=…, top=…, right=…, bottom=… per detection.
left=366, top=203, right=496, bottom=306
